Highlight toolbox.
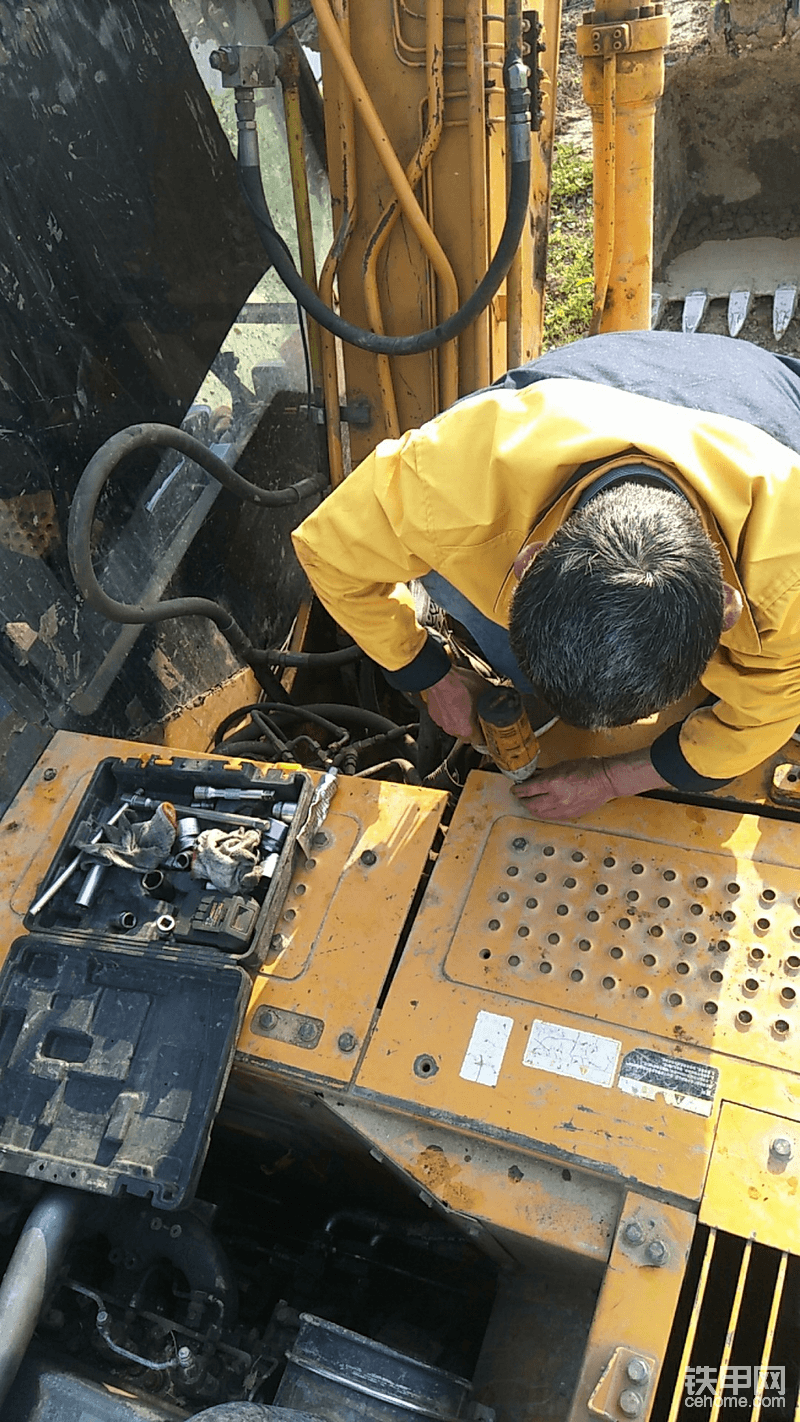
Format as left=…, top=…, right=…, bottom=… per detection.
left=0, top=755, right=313, bottom=1208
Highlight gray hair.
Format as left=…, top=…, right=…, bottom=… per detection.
left=508, top=482, right=725, bottom=729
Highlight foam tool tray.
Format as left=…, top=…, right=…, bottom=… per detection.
left=1, top=756, right=314, bottom=1208
left=24, top=756, right=313, bottom=966
left=0, top=933, right=248, bottom=1208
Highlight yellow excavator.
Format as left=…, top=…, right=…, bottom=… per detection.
left=0, top=2, right=797, bottom=1420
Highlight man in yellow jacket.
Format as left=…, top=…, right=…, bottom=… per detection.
left=292, top=331, right=800, bottom=820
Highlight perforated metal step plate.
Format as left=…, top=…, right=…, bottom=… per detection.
left=359, top=773, right=800, bottom=1201
left=443, top=818, right=799, bottom=1069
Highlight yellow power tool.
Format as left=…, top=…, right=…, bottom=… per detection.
left=476, top=686, right=540, bottom=782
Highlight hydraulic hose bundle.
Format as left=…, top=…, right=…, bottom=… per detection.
left=67, top=34, right=532, bottom=704
left=234, top=51, right=532, bottom=357
left=66, top=423, right=358, bottom=698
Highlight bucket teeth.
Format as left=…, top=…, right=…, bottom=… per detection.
left=651, top=290, right=663, bottom=329
left=682, top=289, right=708, bottom=335
left=773, top=285, right=798, bottom=341
left=727, top=289, right=751, bottom=338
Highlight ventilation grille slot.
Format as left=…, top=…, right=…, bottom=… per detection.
left=654, top=1227, right=800, bottom=1422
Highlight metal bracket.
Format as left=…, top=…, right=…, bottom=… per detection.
left=523, top=11, right=546, bottom=131
left=299, top=401, right=372, bottom=427
left=575, top=12, right=670, bottom=56
left=770, top=761, right=800, bottom=806
left=587, top=22, right=632, bottom=53
left=210, top=44, right=277, bottom=88
left=588, top=1346, right=657, bottom=1422
left=251, top=1005, right=324, bottom=1049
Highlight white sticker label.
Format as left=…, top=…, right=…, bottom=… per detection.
left=460, top=1010, right=514, bottom=1087
left=523, top=1019, right=621, bottom=1089
left=618, top=1077, right=714, bottom=1116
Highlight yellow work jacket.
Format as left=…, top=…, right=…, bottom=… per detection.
left=292, top=377, right=800, bottom=786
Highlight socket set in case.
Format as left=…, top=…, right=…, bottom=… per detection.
left=0, top=756, right=313, bottom=1209
left=24, top=756, right=313, bottom=964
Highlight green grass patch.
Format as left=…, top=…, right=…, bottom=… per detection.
left=543, top=142, right=594, bottom=350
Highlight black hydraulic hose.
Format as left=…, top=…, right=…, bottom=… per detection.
left=0, top=1187, right=85, bottom=1411
left=279, top=703, right=406, bottom=734
left=214, top=702, right=356, bottom=746
left=66, top=424, right=357, bottom=686
left=235, top=52, right=532, bottom=357
left=247, top=644, right=362, bottom=667
left=67, top=422, right=324, bottom=632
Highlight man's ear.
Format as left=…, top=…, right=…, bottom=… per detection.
left=723, top=583, right=743, bottom=632
left=513, top=541, right=545, bottom=579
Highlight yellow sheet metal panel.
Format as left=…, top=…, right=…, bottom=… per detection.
left=442, top=816, right=800, bottom=1070
left=700, top=1102, right=800, bottom=1251
left=236, top=776, right=447, bottom=1084
left=0, top=735, right=446, bottom=1098
left=328, top=1097, right=621, bottom=1264
left=567, top=1191, right=695, bottom=1422
left=358, top=771, right=800, bottom=1203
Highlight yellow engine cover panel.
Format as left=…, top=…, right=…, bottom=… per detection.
left=443, top=817, right=800, bottom=1070
left=358, top=773, right=800, bottom=1204
left=701, top=1102, right=800, bottom=1251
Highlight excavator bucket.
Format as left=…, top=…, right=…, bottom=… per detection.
left=652, top=0, right=800, bottom=345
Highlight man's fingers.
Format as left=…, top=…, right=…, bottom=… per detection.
left=512, top=779, right=550, bottom=799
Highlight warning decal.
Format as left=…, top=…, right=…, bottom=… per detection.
left=618, top=1048, right=719, bottom=1117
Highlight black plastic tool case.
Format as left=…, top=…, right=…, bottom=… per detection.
left=0, top=756, right=312, bottom=1208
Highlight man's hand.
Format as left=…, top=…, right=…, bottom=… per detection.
left=513, top=758, right=616, bottom=820
left=424, top=666, right=493, bottom=739
left=513, top=747, right=670, bottom=821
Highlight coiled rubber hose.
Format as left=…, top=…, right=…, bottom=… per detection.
left=66, top=422, right=361, bottom=673
left=236, top=52, right=532, bottom=356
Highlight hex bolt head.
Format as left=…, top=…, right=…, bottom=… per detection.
left=770, top=1137, right=793, bottom=1161
left=623, top=1221, right=644, bottom=1245
left=513, top=836, right=528, bottom=850
left=627, top=1359, right=650, bottom=1385
left=43, top=768, right=57, bottom=782
left=646, top=1239, right=667, bottom=1265
left=312, top=831, right=328, bottom=848
left=298, top=1020, right=317, bottom=1042
left=338, top=1031, right=356, bottom=1053
left=360, top=849, right=377, bottom=866
left=619, top=1390, right=642, bottom=1417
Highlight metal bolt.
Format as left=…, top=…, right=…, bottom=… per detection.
left=260, top=1009, right=276, bottom=1030
left=646, top=1239, right=667, bottom=1265
left=312, top=831, right=328, bottom=848
left=770, top=1137, right=793, bottom=1161
left=209, top=47, right=238, bottom=74
left=619, top=1390, right=642, bottom=1417
left=623, top=1221, right=644, bottom=1245
left=43, top=768, right=57, bottom=781
left=270, top=934, right=284, bottom=953
left=149, top=1217, right=163, bottom=1232
left=360, top=849, right=377, bottom=866
left=513, top=836, right=528, bottom=850
left=627, top=1359, right=650, bottom=1385
left=338, top=1031, right=356, bottom=1053
left=298, top=1020, right=317, bottom=1042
